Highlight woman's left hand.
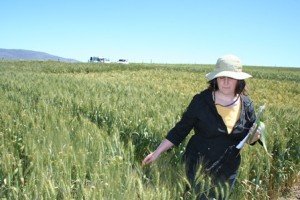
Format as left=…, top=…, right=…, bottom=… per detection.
left=248, top=122, right=265, bottom=144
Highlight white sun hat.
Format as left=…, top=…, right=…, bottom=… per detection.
left=206, top=54, right=252, bottom=81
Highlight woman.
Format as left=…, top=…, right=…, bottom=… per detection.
left=142, top=55, right=263, bottom=199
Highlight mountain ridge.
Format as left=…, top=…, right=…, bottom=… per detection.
left=0, top=48, right=79, bottom=62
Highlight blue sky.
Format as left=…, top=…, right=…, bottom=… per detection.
left=1, top=0, right=300, bottom=67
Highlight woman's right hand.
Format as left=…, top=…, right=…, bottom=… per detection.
left=142, top=152, right=159, bottom=166
left=141, top=139, right=174, bottom=166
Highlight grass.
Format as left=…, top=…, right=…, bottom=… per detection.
left=0, top=61, right=299, bottom=199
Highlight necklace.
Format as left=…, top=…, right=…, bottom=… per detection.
left=213, top=91, right=240, bottom=107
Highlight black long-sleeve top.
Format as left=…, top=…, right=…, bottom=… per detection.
left=166, top=89, right=256, bottom=175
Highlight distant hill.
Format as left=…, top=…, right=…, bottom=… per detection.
left=0, top=48, right=79, bottom=62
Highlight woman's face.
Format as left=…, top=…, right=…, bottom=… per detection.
left=217, top=77, right=238, bottom=96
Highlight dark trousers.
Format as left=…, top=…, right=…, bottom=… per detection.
left=185, top=160, right=237, bottom=200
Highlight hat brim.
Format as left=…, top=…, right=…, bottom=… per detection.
left=206, top=71, right=252, bottom=81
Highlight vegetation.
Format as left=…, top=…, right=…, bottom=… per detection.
left=0, top=61, right=299, bottom=199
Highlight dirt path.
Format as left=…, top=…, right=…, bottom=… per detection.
left=278, top=181, right=300, bottom=200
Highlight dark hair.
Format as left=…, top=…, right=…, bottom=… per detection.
left=207, top=78, right=248, bottom=95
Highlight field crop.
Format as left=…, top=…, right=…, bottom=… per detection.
left=0, top=61, right=299, bottom=199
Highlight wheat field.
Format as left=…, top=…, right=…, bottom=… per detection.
left=0, top=61, right=299, bottom=199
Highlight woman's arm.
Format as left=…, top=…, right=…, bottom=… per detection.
left=142, top=139, right=174, bottom=165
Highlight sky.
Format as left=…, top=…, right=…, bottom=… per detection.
left=1, top=0, right=300, bottom=67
